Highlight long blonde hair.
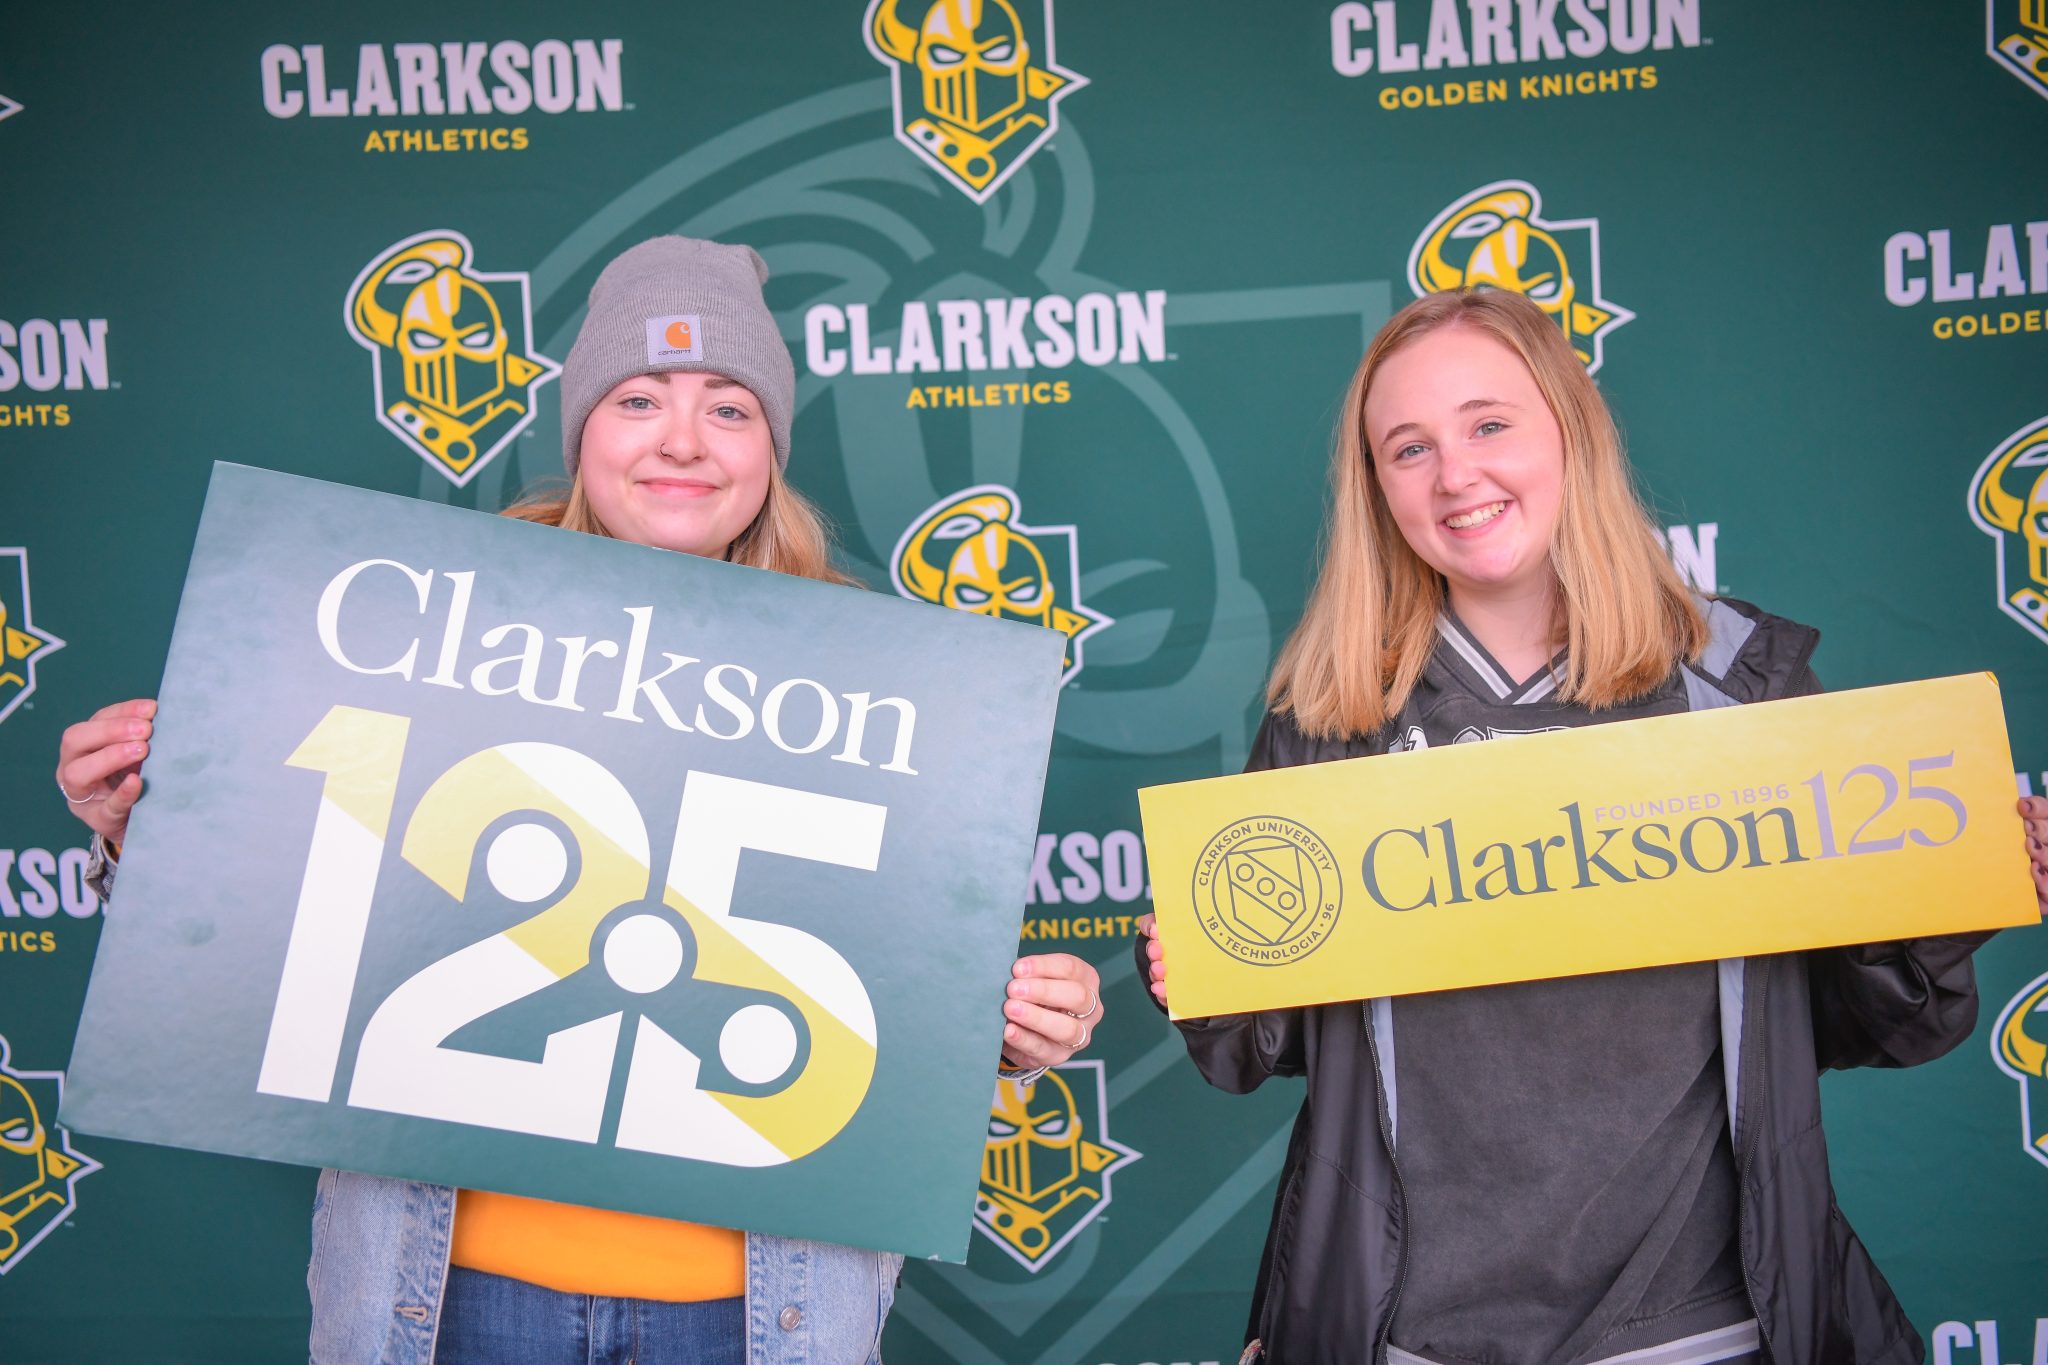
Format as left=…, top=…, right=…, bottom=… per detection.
left=1269, top=288, right=1707, bottom=738
left=503, top=463, right=858, bottom=587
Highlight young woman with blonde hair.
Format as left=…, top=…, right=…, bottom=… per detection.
left=1140, top=288, right=2048, bottom=1365
left=60, top=236, right=1104, bottom=1365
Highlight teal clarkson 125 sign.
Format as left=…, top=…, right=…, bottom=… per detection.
left=62, top=462, right=1067, bottom=1262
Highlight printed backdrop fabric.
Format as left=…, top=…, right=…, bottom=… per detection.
left=3, top=3, right=2044, bottom=1361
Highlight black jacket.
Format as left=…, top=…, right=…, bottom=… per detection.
left=1145, top=602, right=1989, bottom=1364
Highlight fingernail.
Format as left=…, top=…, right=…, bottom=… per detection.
left=130, top=742, right=146, bottom=756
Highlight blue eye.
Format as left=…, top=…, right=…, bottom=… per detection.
left=1474, top=419, right=1507, bottom=436
left=713, top=404, right=750, bottom=421
left=1392, top=443, right=1427, bottom=461
left=620, top=395, right=656, bottom=411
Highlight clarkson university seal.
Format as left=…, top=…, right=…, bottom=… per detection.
left=1193, top=816, right=1342, bottom=966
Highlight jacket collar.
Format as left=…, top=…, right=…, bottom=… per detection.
left=1433, top=612, right=1568, bottom=707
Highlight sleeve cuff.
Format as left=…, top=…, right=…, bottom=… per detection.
left=83, top=832, right=118, bottom=904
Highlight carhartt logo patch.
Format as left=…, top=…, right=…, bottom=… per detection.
left=646, top=315, right=703, bottom=364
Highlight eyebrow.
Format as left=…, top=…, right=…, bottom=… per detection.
left=1375, top=397, right=1521, bottom=450
left=640, top=373, right=745, bottom=392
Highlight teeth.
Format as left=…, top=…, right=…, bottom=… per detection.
left=1446, top=501, right=1506, bottom=529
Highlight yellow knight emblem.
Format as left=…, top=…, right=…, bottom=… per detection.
left=0, top=1035, right=100, bottom=1274
left=1409, top=180, right=1635, bottom=373
left=345, top=230, right=560, bottom=487
left=865, top=0, right=1086, bottom=202
left=975, top=1062, right=1138, bottom=1269
left=890, top=484, right=1111, bottom=683
left=1969, top=415, right=2048, bottom=647
left=1994, top=970, right=2048, bottom=1170
left=1991, top=0, right=2048, bottom=100
left=0, top=549, right=64, bottom=726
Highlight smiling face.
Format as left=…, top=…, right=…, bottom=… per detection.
left=1363, top=325, right=1566, bottom=614
left=575, top=371, right=775, bottom=557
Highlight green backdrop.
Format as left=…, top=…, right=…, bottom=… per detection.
left=3, top=3, right=2044, bottom=1361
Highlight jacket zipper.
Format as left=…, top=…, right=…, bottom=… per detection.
left=1364, top=1002, right=1409, bottom=1365
left=1733, top=962, right=1774, bottom=1364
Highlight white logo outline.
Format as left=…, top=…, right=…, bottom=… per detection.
left=863, top=0, right=1089, bottom=205
left=342, top=228, right=561, bottom=490
left=0, top=549, right=65, bottom=726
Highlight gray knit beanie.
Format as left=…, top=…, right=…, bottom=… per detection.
left=560, top=236, right=794, bottom=473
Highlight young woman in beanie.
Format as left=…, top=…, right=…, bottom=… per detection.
left=57, top=236, right=1104, bottom=1365
left=1137, top=288, right=2048, bottom=1365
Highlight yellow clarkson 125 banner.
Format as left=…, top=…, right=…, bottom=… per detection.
left=1139, top=675, right=2039, bottom=1020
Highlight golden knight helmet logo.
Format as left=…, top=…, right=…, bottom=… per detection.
left=1993, top=969, right=2048, bottom=1170
left=0, top=1035, right=99, bottom=1274
left=1409, top=180, right=1636, bottom=373
left=975, top=1061, right=1138, bottom=1270
left=1991, top=0, right=2048, bottom=100
left=345, top=230, right=560, bottom=487
left=865, top=0, right=1086, bottom=202
left=890, top=484, right=1111, bottom=684
left=1968, top=414, right=2048, bottom=647
left=0, top=549, right=64, bottom=726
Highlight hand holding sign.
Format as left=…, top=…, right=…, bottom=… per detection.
left=1136, top=913, right=1168, bottom=1006
left=53, top=698, right=155, bottom=843
left=2024, top=794, right=2048, bottom=916
left=1000, top=953, right=1104, bottom=1069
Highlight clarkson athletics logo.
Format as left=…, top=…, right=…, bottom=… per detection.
left=345, top=230, right=560, bottom=487
left=890, top=485, right=1111, bottom=684
left=1991, top=0, right=2048, bottom=100
left=1993, top=969, right=2048, bottom=1170
left=1194, top=816, right=1342, bottom=966
left=1409, top=180, right=1635, bottom=373
left=865, top=0, right=1086, bottom=203
left=0, top=549, right=64, bottom=726
left=1968, top=414, right=2048, bottom=647
left=975, top=1060, right=1138, bottom=1269
left=0, top=1034, right=100, bottom=1274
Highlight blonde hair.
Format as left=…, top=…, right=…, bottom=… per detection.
left=503, top=463, right=858, bottom=587
left=1269, top=288, right=1707, bottom=739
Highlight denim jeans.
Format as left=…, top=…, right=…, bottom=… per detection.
left=308, top=1171, right=900, bottom=1364
left=435, top=1266, right=744, bottom=1365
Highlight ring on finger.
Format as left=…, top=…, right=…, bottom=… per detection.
left=1072, top=1017, right=1091, bottom=1052
left=1062, top=985, right=1099, bottom=1021
left=57, top=774, right=104, bottom=805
